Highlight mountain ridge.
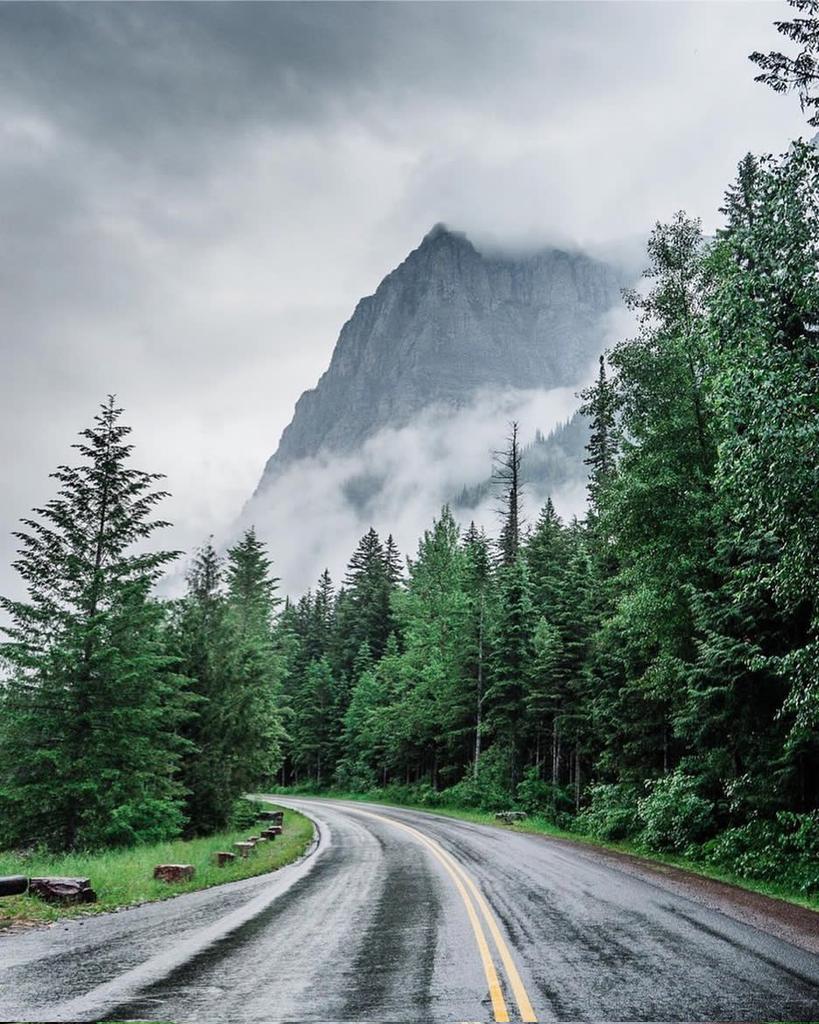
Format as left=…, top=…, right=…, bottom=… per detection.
left=255, top=224, right=624, bottom=496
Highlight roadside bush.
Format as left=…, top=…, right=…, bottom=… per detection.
left=334, top=760, right=377, bottom=794
left=82, top=798, right=185, bottom=849
left=702, top=811, right=819, bottom=894
left=576, top=783, right=641, bottom=841
left=441, top=746, right=513, bottom=811
left=515, top=767, right=575, bottom=824
left=638, top=771, right=714, bottom=853
left=230, top=797, right=263, bottom=830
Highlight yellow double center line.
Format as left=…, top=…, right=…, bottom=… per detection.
left=347, top=807, right=537, bottom=1023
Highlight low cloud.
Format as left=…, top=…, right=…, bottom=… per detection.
left=240, top=384, right=589, bottom=597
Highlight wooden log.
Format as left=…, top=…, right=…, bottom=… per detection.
left=0, top=875, right=28, bottom=897
left=29, top=877, right=96, bottom=905
left=214, top=851, right=236, bottom=867
left=260, top=828, right=278, bottom=840
left=494, top=810, right=528, bottom=823
left=153, top=864, right=195, bottom=884
left=233, top=841, right=255, bottom=858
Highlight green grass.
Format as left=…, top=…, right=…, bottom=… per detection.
left=0, top=803, right=314, bottom=929
left=278, top=788, right=819, bottom=914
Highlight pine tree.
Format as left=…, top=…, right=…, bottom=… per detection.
left=493, top=422, right=523, bottom=567
left=223, top=528, right=286, bottom=798
left=172, top=540, right=233, bottom=834
left=486, top=554, right=536, bottom=784
left=463, top=522, right=494, bottom=777
left=0, top=398, right=188, bottom=850
left=337, top=527, right=394, bottom=669
left=580, top=357, right=618, bottom=514
left=751, top=0, right=819, bottom=126
left=384, top=534, right=405, bottom=588
left=525, top=499, right=567, bottom=613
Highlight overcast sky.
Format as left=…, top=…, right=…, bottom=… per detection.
left=0, top=1, right=810, bottom=598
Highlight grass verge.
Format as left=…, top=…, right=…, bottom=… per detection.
left=0, top=803, right=314, bottom=930
left=276, top=788, right=819, bottom=915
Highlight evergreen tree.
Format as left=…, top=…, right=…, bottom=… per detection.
left=337, top=528, right=395, bottom=669
left=494, top=422, right=523, bottom=567
left=751, top=0, right=819, bottom=126
left=486, top=554, right=536, bottom=783
left=223, top=528, right=286, bottom=797
left=0, top=398, right=188, bottom=850
left=384, top=534, right=405, bottom=588
left=581, top=356, right=619, bottom=514
left=172, top=541, right=232, bottom=833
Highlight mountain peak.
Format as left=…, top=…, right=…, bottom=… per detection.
left=420, top=222, right=470, bottom=247
left=254, top=230, right=625, bottom=486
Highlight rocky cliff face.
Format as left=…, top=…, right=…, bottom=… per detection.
left=255, top=224, right=623, bottom=494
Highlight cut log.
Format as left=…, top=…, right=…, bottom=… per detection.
left=29, top=877, right=96, bottom=905
left=214, top=851, right=236, bottom=867
left=495, top=810, right=528, bottom=823
left=260, top=828, right=278, bottom=840
left=153, top=864, right=195, bottom=884
left=234, top=841, right=255, bottom=858
left=0, top=875, right=28, bottom=897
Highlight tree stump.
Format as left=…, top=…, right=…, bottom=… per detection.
left=234, top=841, right=255, bottom=858
left=261, top=828, right=278, bottom=840
left=214, top=851, right=236, bottom=867
left=153, top=864, right=195, bottom=884
left=29, top=877, right=97, bottom=904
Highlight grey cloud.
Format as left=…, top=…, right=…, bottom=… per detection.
left=0, top=1, right=810, bottom=604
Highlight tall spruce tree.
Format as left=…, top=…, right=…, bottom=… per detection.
left=0, top=398, right=188, bottom=850
left=223, top=528, right=286, bottom=798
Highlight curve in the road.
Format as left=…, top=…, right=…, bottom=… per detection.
left=2, top=796, right=819, bottom=1023
left=346, top=805, right=537, bottom=1023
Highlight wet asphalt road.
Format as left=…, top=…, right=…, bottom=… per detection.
left=2, top=797, right=819, bottom=1023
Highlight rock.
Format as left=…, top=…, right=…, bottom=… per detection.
left=153, top=864, right=195, bottom=884
left=234, top=841, right=255, bottom=858
left=0, top=875, right=29, bottom=897
left=29, top=877, right=96, bottom=905
left=214, top=852, right=236, bottom=867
